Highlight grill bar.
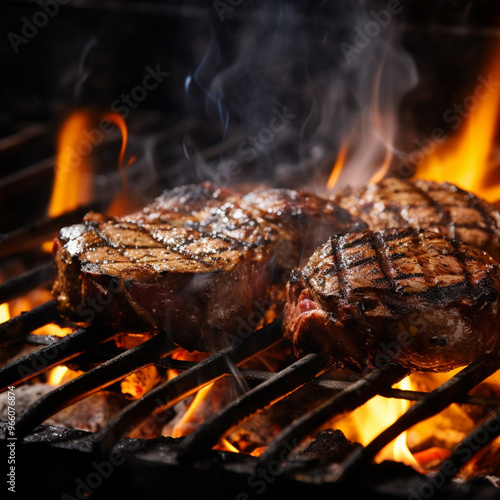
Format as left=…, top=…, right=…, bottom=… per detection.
left=437, top=406, right=500, bottom=483
left=0, top=299, right=59, bottom=346
left=337, top=353, right=500, bottom=479
left=0, top=261, right=54, bottom=303
left=178, top=352, right=329, bottom=459
left=94, top=319, right=284, bottom=454
left=160, top=360, right=500, bottom=408
left=256, top=363, right=410, bottom=470
left=0, top=323, right=119, bottom=391
left=0, top=201, right=105, bottom=260
left=15, top=335, right=178, bottom=437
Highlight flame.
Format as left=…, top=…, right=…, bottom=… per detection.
left=104, top=113, right=139, bottom=216
left=120, top=365, right=160, bottom=399
left=48, top=366, right=69, bottom=386
left=334, top=376, right=421, bottom=469
left=48, top=112, right=95, bottom=218
left=44, top=110, right=137, bottom=250
left=171, top=383, right=214, bottom=438
left=33, top=323, right=74, bottom=337
left=0, top=302, right=10, bottom=323
left=326, top=57, right=400, bottom=191
left=102, top=113, right=134, bottom=191
left=327, top=143, right=348, bottom=190
left=47, top=366, right=82, bottom=386
left=214, top=438, right=240, bottom=453
left=414, top=53, right=500, bottom=201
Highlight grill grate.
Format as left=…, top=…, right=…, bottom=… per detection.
left=2, top=291, right=500, bottom=489
left=1, top=110, right=500, bottom=498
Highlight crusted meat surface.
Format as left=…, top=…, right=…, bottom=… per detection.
left=333, top=178, right=500, bottom=261
left=53, top=182, right=364, bottom=351
left=284, top=228, right=500, bottom=372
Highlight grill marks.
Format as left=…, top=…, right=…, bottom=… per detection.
left=410, top=181, right=454, bottom=237
left=53, top=182, right=368, bottom=351
left=305, top=228, right=500, bottom=317
left=284, top=227, right=500, bottom=372
left=76, top=193, right=271, bottom=273
left=334, top=178, right=500, bottom=262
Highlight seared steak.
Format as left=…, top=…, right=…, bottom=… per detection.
left=53, top=182, right=364, bottom=351
left=284, top=228, right=500, bottom=372
left=333, top=178, right=500, bottom=261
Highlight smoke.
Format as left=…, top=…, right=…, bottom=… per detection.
left=186, top=0, right=418, bottom=192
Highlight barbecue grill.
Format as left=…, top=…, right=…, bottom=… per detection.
left=3, top=1, right=500, bottom=499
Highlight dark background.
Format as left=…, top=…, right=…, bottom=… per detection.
left=1, top=0, right=500, bottom=229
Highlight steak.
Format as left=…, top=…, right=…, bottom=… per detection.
left=332, top=178, right=500, bottom=261
left=52, top=182, right=364, bottom=351
left=284, top=228, right=500, bottom=372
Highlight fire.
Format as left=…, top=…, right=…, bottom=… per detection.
left=334, top=375, right=421, bottom=470
left=47, top=366, right=82, bottom=386
left=102, top=113, right=136, bottom=191
left=327, top=142, right=349, bottom=190
left=120, top=366, right=160, bottom=399
left=414, top=53, right=500, bottom=201
left=43, top=110, right=137, bottom=252
left=48, top=366, right=69, bottom=386
left=48, top=111, right=95, bottom=218
left=0, top=302, right=9, bottom=323
left=171, top=383, right=215, bottom=438
left=214, top=438, right=240, bottom=454
left=171, top=382, right=242, bottom=453
left=102, top=113, right=138, bottom=216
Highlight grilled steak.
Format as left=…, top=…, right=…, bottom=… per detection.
left=284, top=228, right=500, bottom=372
left=333, top=178, right=500, bottom=261
left=53, top=182, right=364, bottom=351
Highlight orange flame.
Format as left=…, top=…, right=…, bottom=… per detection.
left=102, top=113, right=135, bottom=192
left=47, top=366, right=69, bottom=386
left=326, top=59, right=398, bottom=191
left=0, top=302, right=10, bottom=323
left=47, top=365, right=82, bottom=386
left=104, top=113, right=139, bottom=216
left=334, top=376, right=421, bottom=469
left=48, top=112, right=94, bottom=218
left=214, top=438, right=240, bottom=454
left=414, top=54, right=500, bottom=201
left=32, top=323, right=74, bottom=337
left=171, top=383, right=214, bottom=438
left=327, top=143, right=348, bottom=190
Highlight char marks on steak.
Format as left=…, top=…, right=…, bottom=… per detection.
left=284, top=228, right=500, bottom=372
left=52, top=182, right=365, bottom=351
left=333, top=178, right=500, bottom=261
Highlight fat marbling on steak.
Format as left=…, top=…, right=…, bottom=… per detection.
left=52, top=182, right=365, bottom=351
left=333, top=177, right=500, bottom=262
left=284, top=227, right=500, bottom=372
